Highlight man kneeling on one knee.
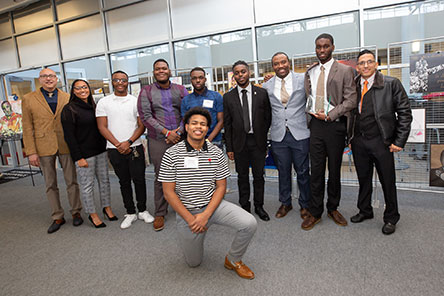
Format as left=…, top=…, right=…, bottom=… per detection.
left=158, top=107, right=257, bottom=279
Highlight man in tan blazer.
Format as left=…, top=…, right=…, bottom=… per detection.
left=301, top=33, right=357, bottom=231
left=22, top=68, right=83, bottom=233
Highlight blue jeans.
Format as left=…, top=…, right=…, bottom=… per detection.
left=271, top=132, right=311, bottom=209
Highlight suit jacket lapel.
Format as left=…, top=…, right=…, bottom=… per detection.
left=233, top=86, right=244, bottom=122
left=327, top=60, right=338, bottom=94
left=305, top=62, right=319, bottom=96
left=251, top=85, right=258, bottom=121
left=54, top=89, right=65, bottom=117
left=35, top=90, right=55, bottom=116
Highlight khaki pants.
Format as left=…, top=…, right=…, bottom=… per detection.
left=39, top=153, right=82, bottom=220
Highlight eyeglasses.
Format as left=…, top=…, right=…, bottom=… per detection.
left=39, top=74, right=57, bottom=79
left=357, top=60, right=376, bottom=66
left=112, top=78, right=128, bottom=83
left=73, top=86, right=89, bottom=90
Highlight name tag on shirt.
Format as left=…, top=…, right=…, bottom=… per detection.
left=184, top=157, right=199, bottom=169
left=202, top=99, right=214, bottom=108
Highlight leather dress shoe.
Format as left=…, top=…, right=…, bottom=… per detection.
left=48, top=218, right=66, bottom=234
left=242, top=206, right=251, bottom=213
left=72, top=213, right=84, bottom=226
left=275, top=204, right=292, bottom=218
left=327, top=210, right=348, bottom=226
left=382, top=223, right=396, bottom=235
left=350, top=213, right=374, bottom=223
left=254, top=206, right=270, bottom=221
left=153, top=216, right=165, bottom=231
left=300, top=208, right=309, bottom=220
left=301, top=214, right=320, bottom=230
left=224, top=256, right=255, bottom=280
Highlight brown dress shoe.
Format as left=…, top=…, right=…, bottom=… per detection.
left=153, top=216, right=164, bottom=231
left=301, top=214, right=321, bottom=231
left=328, top=210, right=348, bottom=226
left=224, top=256, right=255, bottom=280
left=275, top=204, right=293, bottom=218
left=300, top=208, right=309, bottom=220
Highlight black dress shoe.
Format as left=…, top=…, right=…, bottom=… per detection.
left=242, top=206, right=251, bottom=213
left=103, top=208, right=118, bottom=221
left=88, top=215, right=106, bottom=228
left=382, top=223, right=396, bottom=235
left=254, top=207, right=270, bottom=221
left=72, top=213, right=84, bottom=226
left=48, top=218, right=66, bottom=234
left=350, top=213, right=374, bottom=223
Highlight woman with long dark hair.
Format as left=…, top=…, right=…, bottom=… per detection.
left=61, top=79, right=117, bottom=228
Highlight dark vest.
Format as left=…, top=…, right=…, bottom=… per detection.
left=354, top=88, right=380, bottom=139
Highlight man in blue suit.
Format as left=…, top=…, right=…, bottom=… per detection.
left=263, top=52, right=311, bottom=219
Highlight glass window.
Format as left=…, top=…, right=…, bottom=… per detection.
left=256, top=12, right=359, bottom=61
left=17, top=28, right=58, bottom=68
left=0, top=38, right=17, bottom=72
left=13, top=0, right=53, bottom=34
left=106, top=0, right=169, bottom=51
left=64, top=56, right=110, bottom=95
left=110, top=44, right=170, bottom=80
left=174, top=30, right=253, bottom=70
left=104, top=0, right=140, bottom=9
left=55, top=0, right=99, bottom=21
left=0, top=13, right=11, bottom=38
left=364, top=1, right=444, bottom=48
left=59, top=15, right=105, bottom=60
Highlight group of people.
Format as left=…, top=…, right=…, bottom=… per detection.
left=19, top=32, right=412, bottom=280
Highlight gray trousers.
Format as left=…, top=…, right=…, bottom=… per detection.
left=39, top=153, right=81, bottom=220
left=176, top=200, right=257, bottom=267
left=148, top=138, right=173, bottom=217
left=75, top=152, right=111, bottom=214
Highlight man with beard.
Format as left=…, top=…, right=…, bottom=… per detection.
left=223, top=60, right=272, bottom=221
left=181, top=67, right=224, bottom=148
left=22, top=68, right=82, bottom=233
left=159, top=107, right=256, bottom=279
left=301, top=33, right=357, bottom=230
left=262, top=52, right=311, bottom=220
left=138, top=59, right=188, bottom=231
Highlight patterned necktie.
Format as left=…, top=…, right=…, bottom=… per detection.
left=315, top=65, right=325, bottom=112
left=359, top=80, right=369, bottom=113
left=280, top=79, right=289, bottom=107
left=241, top=89, right=250, bottom=133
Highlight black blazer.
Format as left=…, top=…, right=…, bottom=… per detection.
left=223, top=84, right=271, bottom=153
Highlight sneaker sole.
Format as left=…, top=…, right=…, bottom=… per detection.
left=327, top=213, right=348, bottom=226
left=139, top=218, right=154, bottom=224
left=301, top=218, right=321, bottom=231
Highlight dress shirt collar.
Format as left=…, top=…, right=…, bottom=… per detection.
left=192, top=87, right=208, bottom=97
left=275, top=72, right=292, bottom=85
left=360, top=73, right=376, bottom=89
left=318, top=58, right=335, bottom=72
left=154, top=81, right=172, bottom=90
left=237, top=83, right=252, bottom=97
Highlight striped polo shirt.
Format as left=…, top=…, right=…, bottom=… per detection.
left=158, top=139, right=230, bottom=210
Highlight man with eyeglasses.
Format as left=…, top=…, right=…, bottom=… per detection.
left=97, top=70, right=154, bottom=229
left=181, top=67, right=224, bottom=148
left=22, top=68, right=83, bottom=233
left=138, top=59, right=188, bottom=231
left=349, top=49, right=412, bottom=235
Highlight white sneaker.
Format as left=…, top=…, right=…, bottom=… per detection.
left=138, top=210, right=155, bottom=223
left=120, top=214, right=137, bottom=229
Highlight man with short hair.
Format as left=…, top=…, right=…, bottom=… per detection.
left=302, top=33, right=357, bottom=230
left=223, top=60, right=272, bottom=221
left=262, top=52, right=311, bottom=220
left=350, top=49, right=412, bottom=235
left=138, top=59, right=188, bottom=231
left=97, top=70, right=154, bottom=229
left=159, top=107, right=257, bottom=279
left=181, top=67, right=223, bottom=148
left=22, top=68, right=83, bottom=233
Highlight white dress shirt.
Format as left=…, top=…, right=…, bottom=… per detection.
left=237, top=83, right=253, bottom=134
left=273, top=73, right=293, bottom=104
left=309, top=58, right=335, bottom=113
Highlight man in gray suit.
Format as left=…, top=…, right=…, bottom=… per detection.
left=263, top=52, right=311, bottom=219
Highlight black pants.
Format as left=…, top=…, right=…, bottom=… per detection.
left=351, top=134, right=400, bottom=224
left=108, top=145, right=146, bottom=214
left=234, top=134, right=266, bottom=210
left=309, top=118, right=347, bottom=218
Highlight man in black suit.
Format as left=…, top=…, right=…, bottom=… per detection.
left=223, top=60, right=272, bottom=221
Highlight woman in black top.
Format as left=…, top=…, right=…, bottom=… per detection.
left=62, top=79, right=117, bottom=228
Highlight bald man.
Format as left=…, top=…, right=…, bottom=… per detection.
left=22, top=68, right=83, bottom=233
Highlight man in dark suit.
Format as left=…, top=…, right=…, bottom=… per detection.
left=301, top=33, right=357, bottom=230
left=350, top=49, right=412, bottom=235
left=223, top=60, right=272, bottom=221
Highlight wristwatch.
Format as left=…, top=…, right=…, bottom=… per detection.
left=127, top=139, right=134, bottom=145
